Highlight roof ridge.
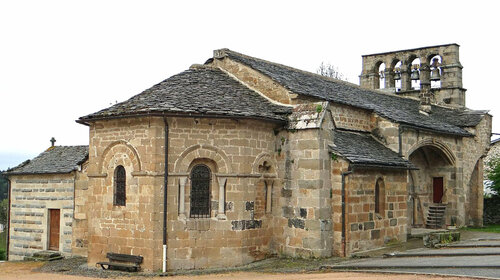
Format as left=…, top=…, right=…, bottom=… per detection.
left=218, top=48, right=451, bottom=109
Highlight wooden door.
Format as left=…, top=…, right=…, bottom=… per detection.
left=433, top=177, right=444, bottom=203
left=48, top=209, right=60, bottom=251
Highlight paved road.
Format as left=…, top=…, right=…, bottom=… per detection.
left=325, top=231, right=500, bottom=279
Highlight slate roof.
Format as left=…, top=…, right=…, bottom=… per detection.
left=287, top=101, right=328, bottom=130
left=219, top=49, right=483, bottom=136
left=79, top=65, right=291, bottom=123
left=6, top=146, right=88, bottom=175
left=329, top=130, right=415, bottom=169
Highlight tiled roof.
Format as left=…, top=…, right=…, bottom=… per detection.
left=330, top=130, right=415, bottom=169
left=6, top=146, right=88, bottom=175
left=220, top=49, right=482, bottom=136
left=79, top=65, right=291, bottom=123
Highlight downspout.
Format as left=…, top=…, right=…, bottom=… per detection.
left=6, top=178, right=11, bottom=260
left=341, top=169, right=352, bottom=257
left=162, top=117, right=169, bottom=273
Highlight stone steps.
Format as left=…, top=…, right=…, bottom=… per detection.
left=24, top=251, right=63, bottom=262
left=426, top=204, right=446, bottom=229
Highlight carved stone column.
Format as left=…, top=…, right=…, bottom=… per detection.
left=217, top=177, right=227, bottom=220
left=178, top=177, right=188, bottom=219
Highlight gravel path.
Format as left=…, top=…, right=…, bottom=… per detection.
left=0, top=260, right=480, bottom=280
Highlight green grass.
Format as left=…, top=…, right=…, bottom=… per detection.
left=0, top=230, right=6, bottom=260
left=464, top=224, right=500, bottom=233
left=0, top=230, right=6, bottom=251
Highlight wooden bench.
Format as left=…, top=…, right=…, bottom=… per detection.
left=96, top=252, right=143, bottom=272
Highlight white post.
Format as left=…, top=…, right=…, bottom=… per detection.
left=162, top=244, right=167, bottom=272
left=178, top=177, right=187, bottom=219
left=217, top=177, right=227, bottom=220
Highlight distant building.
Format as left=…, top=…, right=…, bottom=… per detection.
left=4, top=146, right=88, bottom=260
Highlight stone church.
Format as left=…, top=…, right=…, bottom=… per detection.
left=6, top=44, right=491, bottom=271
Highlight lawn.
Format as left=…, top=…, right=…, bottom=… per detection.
left=0, top=230, right=6, bottom=250
left=464, top=224, right=500, bottom=233
left=0, top=230, right=6, bottom=260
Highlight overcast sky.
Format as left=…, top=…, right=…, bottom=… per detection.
left=1, top=0, right=499, bottom=170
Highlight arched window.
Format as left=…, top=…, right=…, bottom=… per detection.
left=375, top=178, right=385, bottom=216
left=190, top=164, right=211, bottom=218
left=114, top=165, right=126, bottom=206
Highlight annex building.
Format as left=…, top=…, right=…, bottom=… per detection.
left=5, top=44, right=491, bottom=271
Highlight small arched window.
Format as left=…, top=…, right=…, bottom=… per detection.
left=190, top=164, right=211, bottom=218
left=114, top=165, right=126, bottom=206
left=375, top=178, right=385, bottom=216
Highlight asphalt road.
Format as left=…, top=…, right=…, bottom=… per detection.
left=325, top=231, right=500, bottom=279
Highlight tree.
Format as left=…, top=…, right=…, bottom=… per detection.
left=0, top=199, right=7, bottom=227
left=317, top=62, right=347, bottom=81
left=487, top=156, right=500, bottom=195
left=0, top=171, right=8, bottom=201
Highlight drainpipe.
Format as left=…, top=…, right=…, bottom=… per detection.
left=341, top=169, right=352, bottom=257
left=162, top=117, right=169, bottom=273
left=6, top=178, right=11, bottom=260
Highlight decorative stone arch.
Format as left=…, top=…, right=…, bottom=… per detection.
left=174, top=144, right=232, bottom=174
left=99, top=140, right=142, bottom=174
left=407, top=138, right=456, bottom=166
left=252, top=152, right=277, bottom=177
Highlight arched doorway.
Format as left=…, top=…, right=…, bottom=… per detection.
left=408, top=143, right=456, bottom=228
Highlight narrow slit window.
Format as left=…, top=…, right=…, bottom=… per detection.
left=114, top=165, right=126, bottom=206
left=375, top=178, right=385, bottom=215
left=190, top=165, right=211, bottom=218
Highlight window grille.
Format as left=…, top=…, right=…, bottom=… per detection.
left=190, top=165, right=211, bottom=218
left=114, top=165, right=126, bottom=206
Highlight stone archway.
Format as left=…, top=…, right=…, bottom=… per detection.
left=408, top=142, right=456, bottom=228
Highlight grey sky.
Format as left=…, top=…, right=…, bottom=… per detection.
left=1, top=0, right=499, bottom=170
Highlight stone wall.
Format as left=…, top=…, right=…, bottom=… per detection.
left=343, top=168, right=408, bottom=255
left=329, top=104, right=372, bottom=132
left=166, top=117, right=281, bottom=270
left=72, top=162, right=89, bottom=256
left=8, top=173, right=78, bottom=260
left=272, top=113, right=334, bottom=258
left=212, top=57, right=294, bottom=105
left=85, top=117, right=165, bottom=271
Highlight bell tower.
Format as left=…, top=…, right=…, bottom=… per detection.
left=359, top=44, right=465, bottom=108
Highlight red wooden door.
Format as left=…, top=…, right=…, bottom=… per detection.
left=433, top=177, right=444, bottom=203
left=49, top=209, right=60, bottom=251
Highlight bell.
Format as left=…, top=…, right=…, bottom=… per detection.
left=394, top=71, right=401, bottom=80
left=411, top=70, right=420, bottom=80
left=430, top=68, right=441, bottom=81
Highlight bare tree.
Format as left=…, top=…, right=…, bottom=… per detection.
left=317, top=62, right=346, bottom=81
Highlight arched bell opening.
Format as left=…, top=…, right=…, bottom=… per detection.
left=428, top=54, right=442, bottom=89
left=410, top=57, right=421, bottom=90
left=408, top=144, right=456, bottom=228
left=373, top=61, right=385, bottom=89
left=392, top=60, right=402, bottom=92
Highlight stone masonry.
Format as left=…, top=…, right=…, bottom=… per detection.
left=8, top=173, right=80, bottom=260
